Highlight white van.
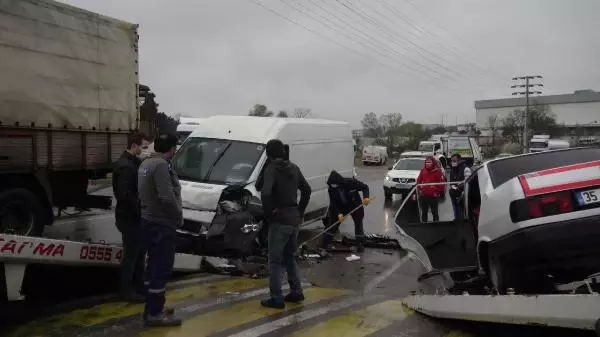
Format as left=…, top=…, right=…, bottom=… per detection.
left=172, top=115, right=355, bottom=231
left=362, top=145, right=388, bottom=165
left=176, top=117, right=205, bottom=147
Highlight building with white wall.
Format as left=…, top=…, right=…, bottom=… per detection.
left=475, top=90, right=600, bottom=132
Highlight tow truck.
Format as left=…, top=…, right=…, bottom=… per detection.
left=394, top=147, right=600, bottom=336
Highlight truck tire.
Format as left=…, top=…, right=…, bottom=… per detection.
left=0, top=188, right=46, bottom=236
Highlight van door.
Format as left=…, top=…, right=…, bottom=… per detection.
left=395, top=180, right=478, bottom=271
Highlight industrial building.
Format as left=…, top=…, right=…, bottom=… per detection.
left=474, top=90, right=600, bottom=135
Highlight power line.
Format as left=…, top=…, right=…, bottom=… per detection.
left=333, top=0, right=464, bottom=80
left=288, top=0, right=455, bottom=81
left=245, top=0, right=442, bottom=85
left=246, top=0, right=486, bottom=95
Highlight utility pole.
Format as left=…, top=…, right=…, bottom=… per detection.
left=511, top=75, right=543, bottom=153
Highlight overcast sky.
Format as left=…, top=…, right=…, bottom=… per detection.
left=61, top=0, right=600, bottom=128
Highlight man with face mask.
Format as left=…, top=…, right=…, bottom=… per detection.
left=416, top=156, right=446, bottom=222
left=448, top=153, right=472, bottom=220
left=112, top=132, right=150, bottom=303
left=138, top=133, right=183, bottom=326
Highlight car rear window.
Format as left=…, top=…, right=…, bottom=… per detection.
left=487, top=147, right=600, bottom=188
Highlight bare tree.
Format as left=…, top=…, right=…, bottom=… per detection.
left=276, top=110, right=288, bottom=118
left=292, top=108, right=312, bottom=118
left=486, top=113, right=499, bottom=149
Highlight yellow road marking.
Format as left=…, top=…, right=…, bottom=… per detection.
left=7, top=277, right=267, bottom=337
left=287, top=300, right=410, bottom=337
left=139, top=287, right=347, bottom=337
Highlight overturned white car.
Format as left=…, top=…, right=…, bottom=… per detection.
left=396, top=147, right=600, bottom=294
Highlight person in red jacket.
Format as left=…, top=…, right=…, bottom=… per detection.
left=416, top=156, right=446, bottom=222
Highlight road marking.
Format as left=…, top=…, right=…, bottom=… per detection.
left=363, top=253, right=413, bottom=293
left=228, top=296, right=377, bottom=337
left=6, top=277, right=267, bottom=337
left=287, top=300, right=409, bottom=337
left=139, top=287, right=347, bottom=337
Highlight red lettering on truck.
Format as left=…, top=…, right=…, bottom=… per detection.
left=0, top=240, right=32, bottom=254
left=33, top=243, right=64, bottom=256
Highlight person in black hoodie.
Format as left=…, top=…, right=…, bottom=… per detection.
left=260, top=139, right=311, bottom=309
left=320, top=170, right=370, bottom=254
left=112, top=132, right=150, bottom=303
left=448, top=153, right=472, bottom=220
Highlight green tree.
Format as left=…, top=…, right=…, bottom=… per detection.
left=361, top=112, right=382, bottom=138
left=276, top=110, right=288, bottom=118
left=248, top=104, right=273, bottom=117
left=379, top=113, right=403, bottom=146
left=398, top=122, right=428, bottom=150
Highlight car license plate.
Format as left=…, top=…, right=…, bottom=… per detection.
left=576, top=188, right=600, bottom=206
left=396, top=183, right=410, bottom=189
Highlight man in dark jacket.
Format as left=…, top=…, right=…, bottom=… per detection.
left=320, top=170, right=370, bottom=254
left=416, top=156, right=446, bottom=222
left=138, top=133, right=183, bottom=327
left=112, top=132, right=149, bottom=303
left=448, top=153, right=472, bottom=220
left=260, top=139, right=311, bottom=309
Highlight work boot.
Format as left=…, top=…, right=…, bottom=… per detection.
left=260, top=298, right=285, bottom=309
left=356, top=243, right=365, bottom=253
left=121, top=292, right=145, bottom=304
left=284, top=293, right=305, bottom=303
left=318, top=248, right=329, bottom=258
left=144, top=312, right=182, bottom=327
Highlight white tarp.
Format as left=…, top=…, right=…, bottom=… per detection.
left=0, top=0, right=139, bottom=131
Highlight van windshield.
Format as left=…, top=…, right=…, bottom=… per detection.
left=393, top=159, right=424, bottom=171
left=176, top=131, right=192, bottom=145
left=173, top=138, right=265, bottom=185
left=418, top=143, right=434, bottom=152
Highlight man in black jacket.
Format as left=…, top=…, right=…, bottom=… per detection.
left=112, top=132, right=149, bottom=303
left=320, top=170, right=370, bottom=254
left=260, top=139, right=311, bottom=309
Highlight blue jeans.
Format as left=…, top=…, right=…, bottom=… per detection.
left=268, top=224, right=303, bottom=303
left=451, top=198, right=462, bottom=220
left=141, top=219, right=176, bottom=317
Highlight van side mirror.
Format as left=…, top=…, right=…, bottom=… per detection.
left=388, top=166, right=393, bottom=170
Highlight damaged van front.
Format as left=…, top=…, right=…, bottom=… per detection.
left=172, top=137, right=266, bottom=257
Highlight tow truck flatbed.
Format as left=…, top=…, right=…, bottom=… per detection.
left=0, top=233, right=203, bottom=301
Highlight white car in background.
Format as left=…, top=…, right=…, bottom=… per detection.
left=383, top=157, right=425, bottom=200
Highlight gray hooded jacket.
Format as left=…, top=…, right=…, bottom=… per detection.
left=138, top=152, right=183, bottom=227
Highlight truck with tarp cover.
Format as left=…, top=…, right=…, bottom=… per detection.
left=0, top=0, right=140, bottom=236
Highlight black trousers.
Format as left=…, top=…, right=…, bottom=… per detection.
left=419, top=196, right=439, bottom=222
left=320, top=207, right=365, bottom=248
left=116, top=219, right=146, bottom=295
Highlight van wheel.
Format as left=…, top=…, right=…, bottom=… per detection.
left=0, top=188, right=46, bottom=236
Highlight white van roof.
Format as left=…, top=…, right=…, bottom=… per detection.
left=179, top=117, right=205, bottom=125
left=188, top=116, right=350, bottom=143
left=176, top=123, right=201, bottom=132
